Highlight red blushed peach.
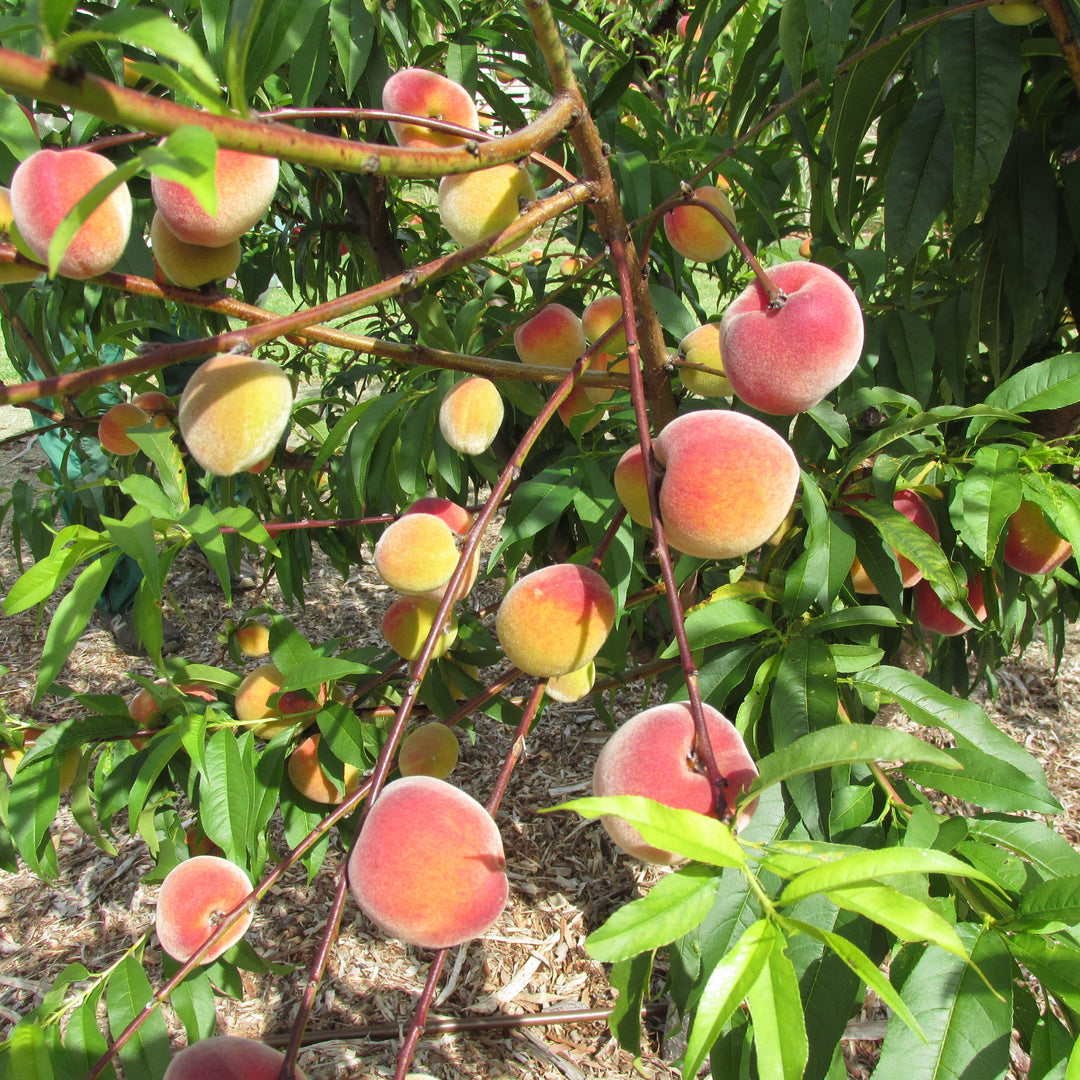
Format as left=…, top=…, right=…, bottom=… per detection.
left=287, top=734, right=361, bottom=805
left=382, top=68, right=480, bottom=149
left=234, top=663, right=322, bottom=739
left=846, top=489, right=940, bottom=594
left=663, top=184, right=736, bottom=263
left=154, top=855, right=253, bottom=964
left=1004, top=500, right=1073, bottom=575
left=178, top=354, right=293, bottom=476
left=234, top=622, right=270, bottom=658
left=2, top=728, right=79, bottom=793
left=348, top=776, right=507, bottom=949
left=163, top=1036, right=307, bottom=1080
left=560, top=255, right=582, bottom=276
left=679, top=322, right=731, bottom=397
left=615, top=411, right=800, bottom=560
left=513, top=303, right=588, bottom=368
left=582, top=293, right=628, bottom=353
left=374, top=513, right=462, bottom=594
left=913, top=575, right=990, bottom=637
left=437, top=163, right=537, bottom=250
left=403, top=497, right=480, bottom=601
left=398, top=721, right=460, bottom=779
left=438, top=376, right=504, bottom=455
left=381, top=595, right=458, bottom=662
left=128, top=681, right=218, bottom=747
left=10, top=148, right=132, bottom=279
left=151, top=145, right=279, bottom=247
left=132, top=390, right=177, bottom=429
left=98, top=402, right=150, bottom=456
left=150, top=210, right=241, bottom=288
left=495, top=563, right=616, bottom=678
left=719, top=260, right=865, bottom=415
left=592, top=701, right=759, bottom=864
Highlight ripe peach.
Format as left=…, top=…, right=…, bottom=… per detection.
left=0, top=188, right=44, bottom=283
left=913, top=575, right=989, bottom=637
left=178, top=353, right=293, bottom=476
left=798, top=235, right=813, bottom=258
left=10, top=148, right=132, bottom=278
left=1004, top=500, right=1073, bottom=575
left=381, top=595, right=459, bottom=661
left=98, top=402, right=150, bottom=456
left=557, top=382, right=609, bottom=432
left=374, top=513, right=462, bottom=594
left=676, top=13, right=703, bottom=40
left=560, top=255, right=582, bottom=276
left=287, top=734, right=362, bottom=805
left=592, top=701, right=759, bottom=864
left=614, top=410, right=800, bottom=560
left=348, top=775, right=507, bottom=949
left=988, top=1, right=1043, bottom=22
left=513, top=304, right=587, bottom=368
left=663, top=184, right=736, bottom=263
left=151, top=145, right=279, bottom=248
left=154, top=855, right=253, bottom=964
left=163, top=1036, right=307, bottom=1080
left=846, top=489, right=940, bottom=593
left=2, top=728, right=79, bottom=793
left=438, top=376, right=504, bottom=455
left=678, top=322, right=731, bottom=397
left=128, top=682, right=218, bottom=747
left=132, top=390, right=176, bottom=429
left=719, top=260, right=865, bottom=415
left=398, top=721, right=460, bottom=779
left=234, top=663, right=321, bottom=739
left=402, top=497, right=480, bottom=601
left=185, top=824, right=222, bottom=858
left=546, top=661, right=596, bottom=703
left=582, top=293, right=628, bottom=353
left=234, top=622, right=270, bottom=658
left=382, top=68, right=480, bottom=149
left=150, top=211, right=241, bottom=288
left=437, top=163, right=537, bottom=249
left=495, top=563, right=616, bottom=678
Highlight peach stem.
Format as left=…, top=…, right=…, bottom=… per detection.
left=609, top=236, right=731, bottom=822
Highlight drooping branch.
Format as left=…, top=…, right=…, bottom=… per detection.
left=0, top=48, right=578, bottom=179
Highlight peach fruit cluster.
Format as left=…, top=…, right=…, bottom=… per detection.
left=163, top=1036, right=307, bottom=1080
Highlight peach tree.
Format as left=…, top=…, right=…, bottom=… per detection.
left=1, top=0, right=1080, bottom=1077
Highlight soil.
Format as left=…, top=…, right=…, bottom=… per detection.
left=0, top=409, right=1077, bottom=1080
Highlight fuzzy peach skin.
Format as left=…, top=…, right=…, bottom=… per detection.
left=155, top=855, right=253, bottom=964
left=398, top=721, right=460, bottom=779
left=582, top=293, right=628, bottom=353
left=151, top=145, right=279, bottom=248
left=402, top=497, right=480, bottom=601
left=178, top=353, right=293, bottom=476
left=381, top=594, right=459, bottom=661
left=163, top=1036, right=307, bottom=1080
left=846, top=488, right=940, bottom=593
left=719, top=260, right=865, bottom=415
left=0, top=186, right=45, bottom=283
left=348, top=775, right=507, bottom=949
left=150, top=210, right=241, bottom=288
left=437, top=163, right=536, bottom=249
left=10, top=148, right=132, bottom=279
left=234, top=663, right=322, bottom=739
left=513, top=303, right=588, bottom=367
left=439, top=376, right=504, bottom=455
left=287, top=734, right=361, bottom=805
left=495, top=563, right=616, bottom=678
left=913, top=575, right=990, bottom=637
left=374, top=513, right=462, bottom=594
left=545, top=661, right=596, bottom=703
left=592, top=701, right=759, bottom=864
left=132, top=390, right=176, bottom=427
left=98, top=402, right=150, bottom=456
left=679, top=322, right=731, bottom=397
left=234, top=622, right=270, bottom=658
left=1004, top=500, right=1073, bottom=575
left=663, top=184, right=736, bottom=263
left=382, top=67, right=480, bottom=149
left=615, top=410, right=800, bottom=560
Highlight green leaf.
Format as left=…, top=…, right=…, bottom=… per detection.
left=168, top=968, right=217, bottom=1044
left=782, top=917, right=926, bottom=1043
left=938, top=13, right=1022, bottom=225
left=330, top=0, right=374, bottom=97
left=951, top=445, right=1022, bottom=564
left=198, top=729, right=257, bottom=863
left=586, top=863, right=722, bottom=962
left=548, top=796, right=746, bottom=869
left=746, top=932, right=808, bottom=1080
left=823, top=884, right=966, bottom=958
left=1006, top=875, right=1080, bottom=933
left=967, top=815, right=1080, bottom=882
left=127, top=727, right=187, bottom=835
left=36, top=551, right=121, bottom=700
left=1008, top=933, right=1080, bottom=1016
left=106, top=954, right=172, bottom=1080
left=607, top=952, right=653, bottom=1055
left=39, top=0, right=78, bottom=40
left=663, top=598, right=774, bottom=656
left=746, top=725, right=958, bottom=800
left=179, top=504, right=234, bottom=604
left=873, top=925, right=1012, bottom=1080
left=885, top=83, right=954, bottom=262
left=984, top=354, right=1080, bottom=415
left=903, top=749, right=1062, bottom=815
left=101, top=505, right=161, bottom=597
left=140, top=126, right=221, bottom=219
left=779, top=848, right=996, bottom=906
left=683, top=918, right=775, bottom=1079
left=4, top=1020, right=54, bottom=1080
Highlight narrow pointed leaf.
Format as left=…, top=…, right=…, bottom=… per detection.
left=824, top=884, right=967, bottom=958
left=746, top=934, right=808, bottom=1080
